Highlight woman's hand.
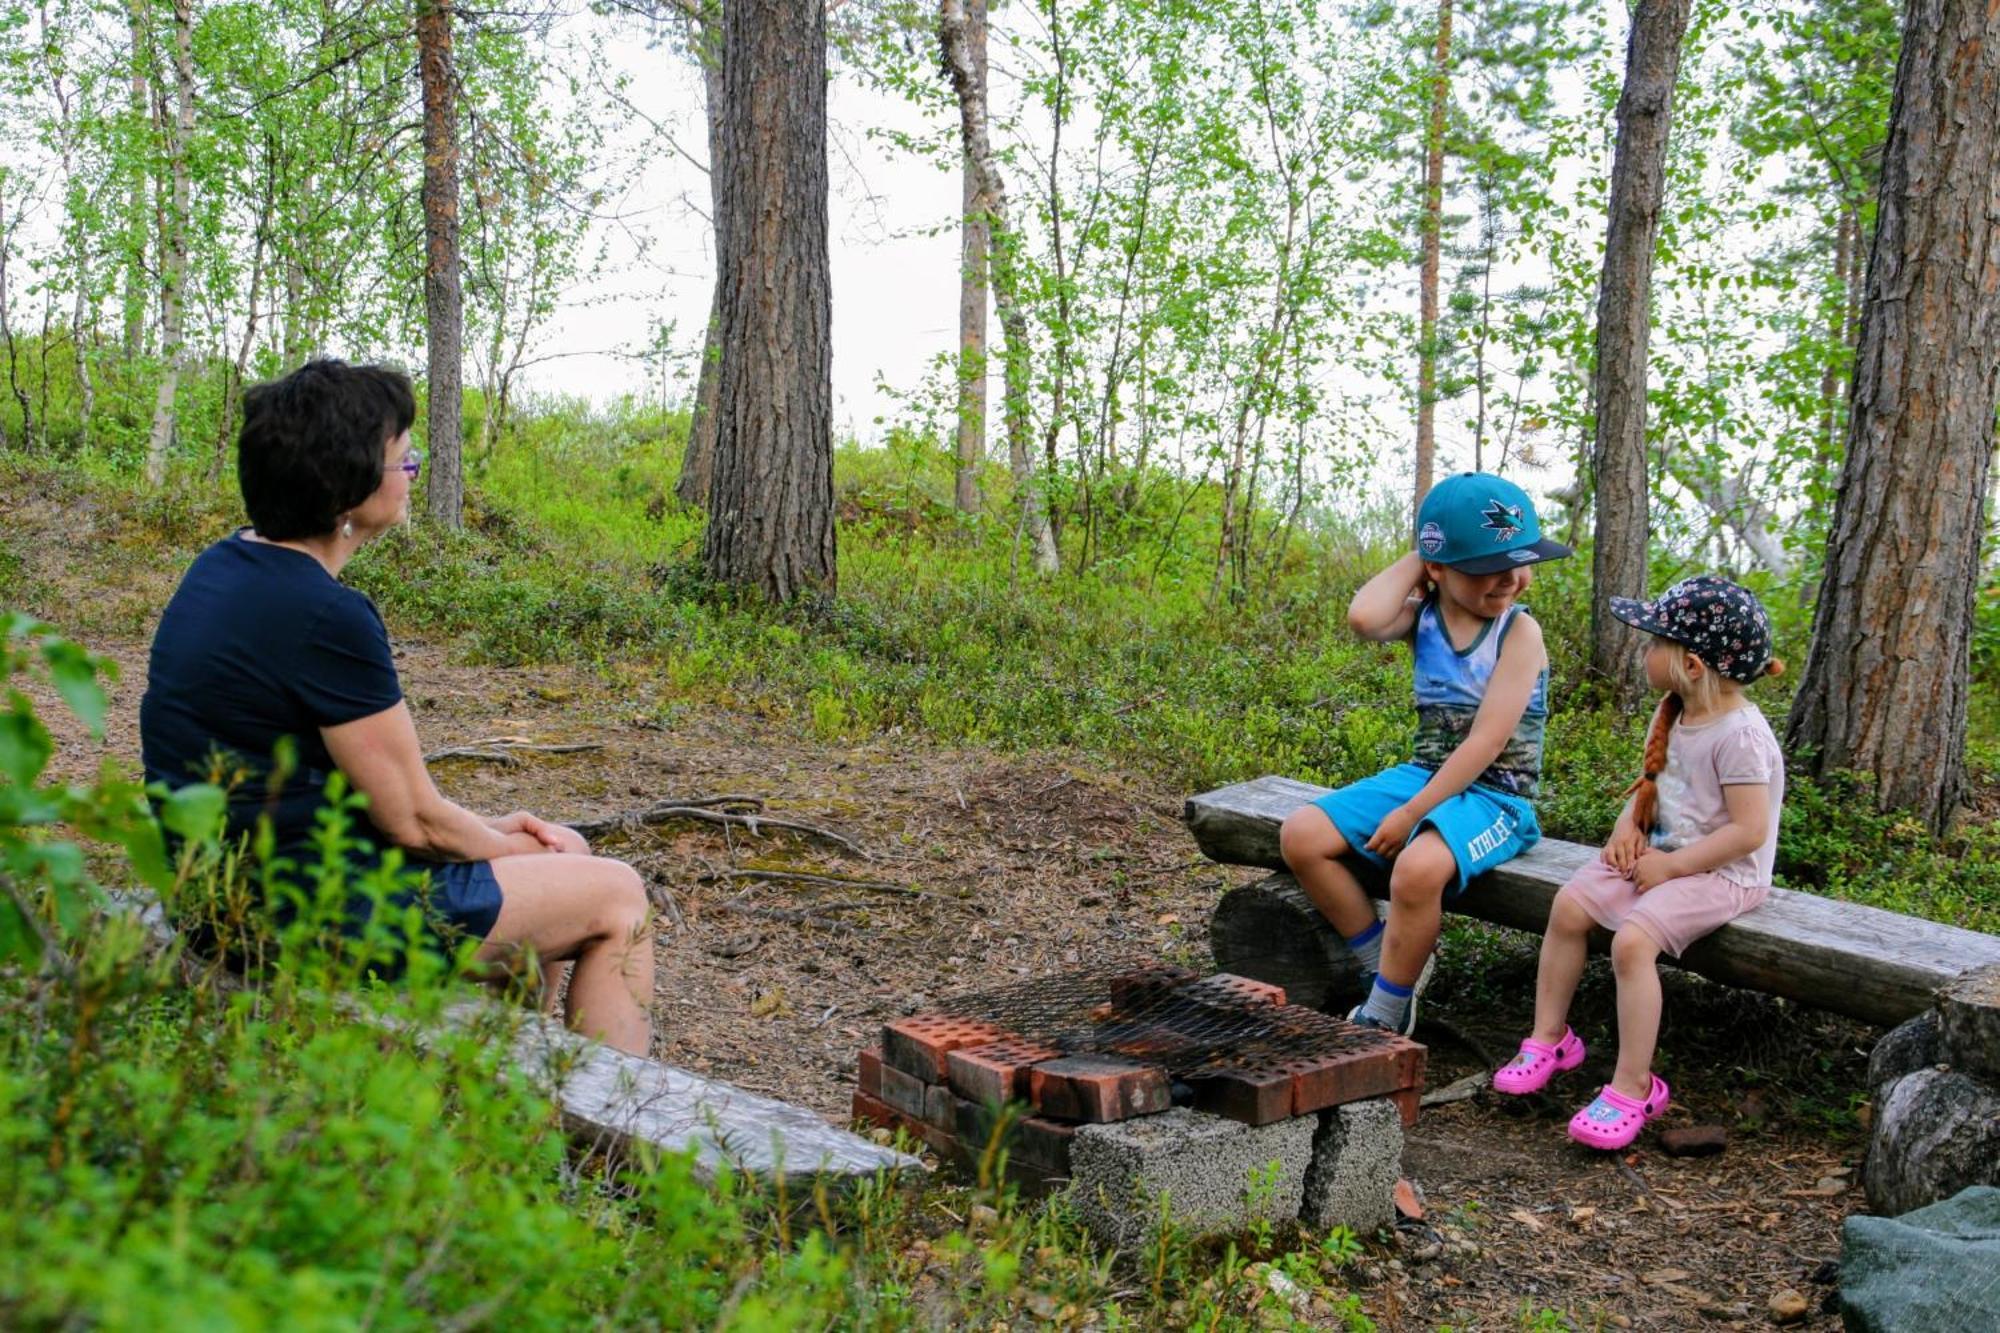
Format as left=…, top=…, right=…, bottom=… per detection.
left=491, top=811, right=591, bottom=855
left=1602, top=822, right=1648, bottom=874
left=1364, top=805, right=1420, bottom=858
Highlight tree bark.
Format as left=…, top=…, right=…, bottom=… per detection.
left=950, top=0, right=990, bottom=514
left=1786, top=0, right=2000, bottom=833
left=702, top=0, right=836, bottom=600
left=1588, top=0, right=1689, bottom=696
left=677, top=9, right=725, bottom=509
left=941, top=0, right=1054, bottom=572
left=143, top=0, right=194, bottom=488
left=122, top=0, right=150, bottom=359
left=1413, top=0, right=1453, bottom=515
left=418, top=0, right=465, bottom=529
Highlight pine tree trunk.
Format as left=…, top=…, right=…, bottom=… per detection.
left=417, top=0, right=465, bottom=528
left=1413, top=0, right=1452, bottom=513
left=1786, top=0, right=2000, bottom=833
left=941, top=0, right=1055, bottom=573
left=1588, top=0, right=1689, bottom=696
left=951, top=0, right=990, bottom=514
left=702, top=0, right=835, bottom=601
left=143, top=0, right=193, bottom=488
left=677, top=16, right=724, bottom=509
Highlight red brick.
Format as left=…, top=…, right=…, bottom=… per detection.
left=946, top=1038, right=1062, bottom=1106
left=924, top=1082, right=957, bottom=1131
left=881, top=1014, right=1006, bottom=1081
left=853, top=1091, right=962, bottom=1159
left=1388, top=1087, right=1419, bottom=1128
left=1028, top=1055, right=1171, bottom=1123
left=1015, top=1115, right=1077, bottom=1172
left=1176, top=973, right=1289, bottom=1010
left=857, top=1047, right=884, bottom=1098
left=877, top=1059, right=932, bottom=1121
left=1188, top=1063, right=1295, bottom=1125
left=1286, top=1034, right=1426, bottom=1113
left=1107, top=962, right=1200, bottom=1008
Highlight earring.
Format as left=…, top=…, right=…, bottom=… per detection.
left=342, top=517, right=354, bottom=540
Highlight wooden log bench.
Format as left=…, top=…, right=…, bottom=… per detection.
left=109, top=891, right=919, bottom=1187
left=1186, top=775, right=2000, bottom=1028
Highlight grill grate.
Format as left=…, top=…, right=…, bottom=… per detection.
left=935, top=961, right=1403, bottom=1079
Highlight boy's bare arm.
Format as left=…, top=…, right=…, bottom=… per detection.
left=1347, top=551, right=1429, bottom=641
left=1364, top=616, right=1544, bottom=853
left=1632, top=782, right=1770, bottom=889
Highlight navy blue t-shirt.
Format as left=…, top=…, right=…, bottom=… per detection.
left=141, top=532, right=405, bottom=868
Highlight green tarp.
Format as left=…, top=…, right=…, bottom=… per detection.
left=1842, top=1185, right=2000, bottom=1332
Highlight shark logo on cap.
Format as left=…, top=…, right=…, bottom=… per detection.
left=1482, top=500, right=1524, bottom=542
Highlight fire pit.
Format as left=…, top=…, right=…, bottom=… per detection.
left=852, top=963, right=1424, bottom=1243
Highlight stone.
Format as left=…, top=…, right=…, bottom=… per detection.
left=1658, top=1125, right=1729, bottom=1157
left=1870, top=1009, right=1944, bottom=1091
left=1066, top=1107, right=1315, bottom=1252
left=1768, top=1289, right=1809, bottom=1324
left=1864, top=1068, right=2000, bottom=1216
left=1939, top=964, right=2000, bottom=1082
left=1299, top=1098, right=1405, bottom=1235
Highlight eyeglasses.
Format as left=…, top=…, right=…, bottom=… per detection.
left=386, top=446, right=424, bottom=479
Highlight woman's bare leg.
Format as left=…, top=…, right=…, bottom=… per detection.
left=477, top=854, right=653, bottom=1055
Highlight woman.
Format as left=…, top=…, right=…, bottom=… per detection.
left=141, top=358, right=652, bottom=1054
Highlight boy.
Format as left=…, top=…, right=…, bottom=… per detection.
left=1279, top=473, right=1571, bottom=1034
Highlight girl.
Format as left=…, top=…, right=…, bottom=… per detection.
left=1490, top=575, right=1785, bottom=1150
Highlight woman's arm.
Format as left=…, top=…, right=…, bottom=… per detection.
left=1631, top=781, right=1770, bottom=890
left=1347, top=551, right=1430, bottom=642
left=322, top=702, right=566, bottom=862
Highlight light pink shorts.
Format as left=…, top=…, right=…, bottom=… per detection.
left=1556, top=857, right=1769, bottom=958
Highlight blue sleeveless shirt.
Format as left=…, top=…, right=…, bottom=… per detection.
left=1409, top=596, right=1548, bottom=798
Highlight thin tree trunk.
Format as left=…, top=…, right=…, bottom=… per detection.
left=950, top=0, right=990, bottom=515
left=418, top=0, right=465, bottom=528
left=1786, top=0, right=2000, bottom=833
left=1414, top=0, right=1452, bottom=513
left=703, top=0, right=835, bottom=600
left=677, top=9, right=724, bottom=509
left=214, top=148, right=275, bottom=480
left=941, top=0, right=1054, bottom=572
left=143, top=0, right=193, bottom=488
left=1588, top=0, right=1689, bottom=697
left=1816, top=202, right=1857, bottom=467
left=0, top=190, right=37, bottom=447
left=122, top=0, right=150, bottom=359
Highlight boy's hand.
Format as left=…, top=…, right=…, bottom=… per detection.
left=1602, top=823, right=1648, bottom=874
left=1365, top=805, right=1419, bottom=858
left=1631, top=848, right=1680, bottom=892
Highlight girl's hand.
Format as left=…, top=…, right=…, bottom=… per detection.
left=1602, top=824, right=1648, bottom=874
left=1365, top=805, right=1419, bottom=858
left=1631, top=848, right=1679, bottom=892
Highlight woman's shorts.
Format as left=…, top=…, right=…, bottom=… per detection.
left=1311, top=762, right=1541, bottom=896
left=1557, top=857, right=1768, bottom=957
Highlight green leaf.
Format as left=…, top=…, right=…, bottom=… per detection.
left=161, top=784, right=228, bottom=843
left=0, top=891, right=40, bottom=967
left=40, top=639, right=108, bottom=736
left=122, top=820, right=174, bottom=893
left=0, top=702, right=54, bottom=788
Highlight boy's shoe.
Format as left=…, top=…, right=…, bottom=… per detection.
left=1492, top=1028, right=1587, bottom=1095
left=1348, top=949, right=1438, bottom=1037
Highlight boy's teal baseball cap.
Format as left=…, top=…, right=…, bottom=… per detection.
left=1415, top=472, right=1572, bottom=574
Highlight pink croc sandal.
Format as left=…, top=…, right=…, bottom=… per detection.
left=1567, top=1075, right=1671, bottom=1151
left=1492, top=1028, right=1586, bottom=1095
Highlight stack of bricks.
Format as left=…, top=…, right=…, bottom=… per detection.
left=851, top=968, right=1425, bottom=1191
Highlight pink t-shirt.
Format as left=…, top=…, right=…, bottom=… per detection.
left=1650, top=702, right=1786, bottom=888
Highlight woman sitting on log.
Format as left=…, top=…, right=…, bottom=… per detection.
left=140, top=358, right=653, bottom=1055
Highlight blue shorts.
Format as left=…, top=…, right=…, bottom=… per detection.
left=401, top=858, right=505, bottom=942
left=1312, top=762, right=1540, bottom=895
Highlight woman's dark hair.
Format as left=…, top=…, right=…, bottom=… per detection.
left=238, top=359, right=417, bottom=540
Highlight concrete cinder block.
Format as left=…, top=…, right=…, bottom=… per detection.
left=1299, top=1098, right=1404, bottom=1235
left=1066, top=1107, right=1314, bottom=1252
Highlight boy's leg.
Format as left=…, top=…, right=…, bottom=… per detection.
left=1279, top=804, right=1379, bottom=939
left=1609, top=924, right=1665, bottom=1100
left=1356, top=830, right=1455, bottom=1032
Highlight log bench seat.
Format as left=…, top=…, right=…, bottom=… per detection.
left=1186, top=775, right=2000, bottom=1028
